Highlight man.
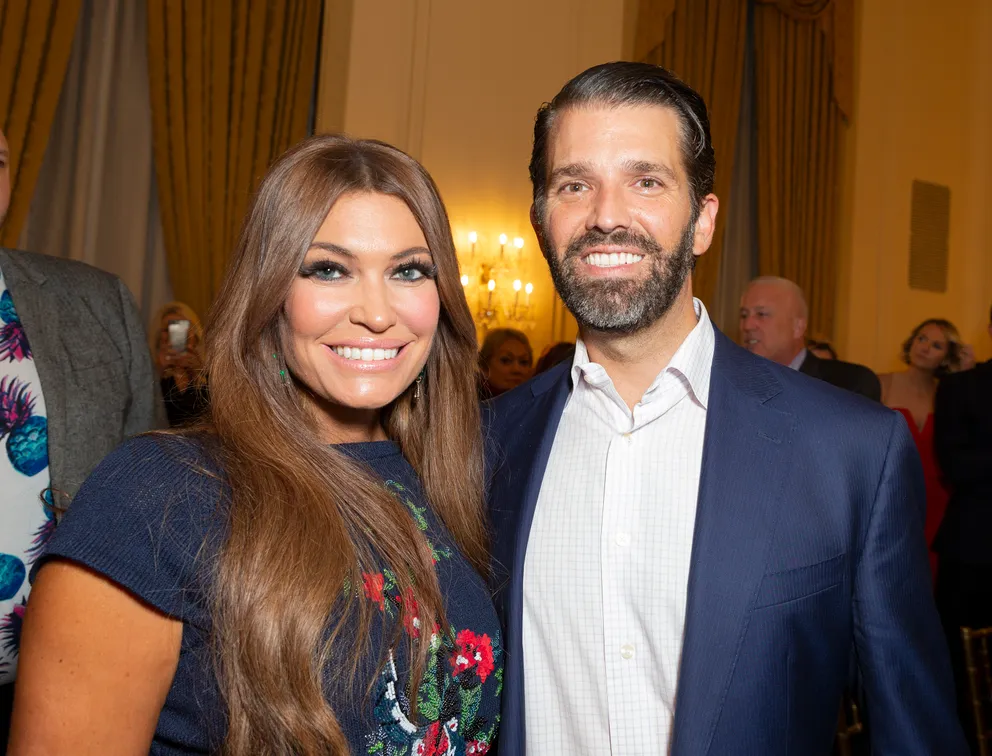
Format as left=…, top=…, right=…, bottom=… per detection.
left=740, top=276, right=881, bottom=400
left=485, top=62, right=965, bottom=755
left=0, top=126, right=165, bottom=742
left=934, top=305, right=992, bottom=749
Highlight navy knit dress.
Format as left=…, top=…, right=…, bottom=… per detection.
left=38, top=435, right=502, bottom=755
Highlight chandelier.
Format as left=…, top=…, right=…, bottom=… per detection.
left=458, top=230, right=536, bottom=334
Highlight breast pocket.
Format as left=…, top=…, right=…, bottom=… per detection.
left=751, top=554, right=846, bottom=610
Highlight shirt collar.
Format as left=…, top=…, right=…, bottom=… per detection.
left=788, top=347, right=808, bottom=371
left=571, top=298, right=715, bottom=409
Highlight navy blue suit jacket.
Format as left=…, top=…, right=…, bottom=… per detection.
left=484, top=328, right=966, bottom=755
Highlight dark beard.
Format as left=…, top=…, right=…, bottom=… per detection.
left=542, top=221, right=696, bottom=335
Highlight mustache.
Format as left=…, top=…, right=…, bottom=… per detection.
left=564, top=229, right=663, bottom=260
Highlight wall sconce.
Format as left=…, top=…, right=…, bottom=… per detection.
left=459, top=230, right=535, bottom=333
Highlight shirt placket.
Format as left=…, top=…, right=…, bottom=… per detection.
left=600, top=393, right=638, bottom=753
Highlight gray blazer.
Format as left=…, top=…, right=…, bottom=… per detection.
left=0, top=248, right=166, bottom=506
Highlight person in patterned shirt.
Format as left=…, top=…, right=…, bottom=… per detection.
left=0, top=126, right=164, bottom=747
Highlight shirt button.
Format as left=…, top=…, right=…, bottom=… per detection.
left=615, top=532, right=631, bottom=547
left=622, top=432, right=633, bottom=443
left=620, top=643, right=635, bottom=660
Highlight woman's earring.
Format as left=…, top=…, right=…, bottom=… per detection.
left=272, top=352, right=289, bottom=385
left=414, top=369, right=425, bottom=401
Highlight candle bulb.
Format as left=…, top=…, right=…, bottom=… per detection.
left=513, top=279, right=522, bottom=309
left=513, top=237, right=524, bottom=259
left=499, top=233, right=508, bottom=259
left=468, top=231, right=477, bottom=258
left=525, top=281, right=533, bottom=306
left=460, top=274, right=469, bottom=287
left=487, top=278, right=496, bottom=309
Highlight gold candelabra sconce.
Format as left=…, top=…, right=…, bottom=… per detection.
left=459, top=230, right=536, bottom=335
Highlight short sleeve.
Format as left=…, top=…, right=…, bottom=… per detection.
left=36, top=434, right=226, bottom=627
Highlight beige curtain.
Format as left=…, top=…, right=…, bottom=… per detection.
left=0, top=0, right=82, bottom=246
left=146, top=0, right=321, bottom=320
left=634, top=0, right=749, bottom=308
left=754, top=0, right=853, bottom=339
left=18, top=0, right=172, bottom=333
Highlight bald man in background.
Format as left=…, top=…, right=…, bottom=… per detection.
left=740, top=277, right=881, bottom=401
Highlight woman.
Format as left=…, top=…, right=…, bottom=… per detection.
left=10, top=136, right=501, bottom=755
left=153, top=301, right=209, bottom=426
left=879, top=318, right=974, bottom=582
left=478, top=328, right=533, bottom=399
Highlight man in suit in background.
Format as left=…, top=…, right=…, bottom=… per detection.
left=934, top=305, right=992, bottom=750
left=0, top=126, right=165, bottom=744
left=740, top=276, right=881, bottom=400
left=485, top=62, right=965, bottom=755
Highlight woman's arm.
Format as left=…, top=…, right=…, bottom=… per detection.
left=9, top=560, right=183, bottom=756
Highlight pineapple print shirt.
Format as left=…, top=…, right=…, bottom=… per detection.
left=0, top=268, right=53, bottom=684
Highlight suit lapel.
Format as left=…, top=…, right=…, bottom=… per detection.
left=0, top=249, right=68, bottom=495
left=489, top=365, right=571, bottom=751
left=671, top=332, right=797, bottom=756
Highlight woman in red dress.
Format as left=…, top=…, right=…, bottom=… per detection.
left=879, top=319, right=975, bottom=583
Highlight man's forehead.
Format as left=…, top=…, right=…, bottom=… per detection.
left=743, top=285, right=788, bottom=308
left=548, top=103, right=684, bottom=169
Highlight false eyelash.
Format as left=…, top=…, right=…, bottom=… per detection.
left=395, top=260, right=438, bottom=279
left=298, top=259, right=347, bottom=277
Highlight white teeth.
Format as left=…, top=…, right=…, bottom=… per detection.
left=584, top=252, right=644, bottom=267
left=332, top=346, right=400, bottom=361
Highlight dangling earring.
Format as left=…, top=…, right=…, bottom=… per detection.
left=414, top=368, right=425, bottom=401
left=272, top=352, right=289, bottom=385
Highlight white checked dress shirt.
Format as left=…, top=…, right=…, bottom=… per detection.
left=522, top=299, right=714, bottom=755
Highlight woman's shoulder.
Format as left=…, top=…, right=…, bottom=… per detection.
left=55, top=432, right=228, bottom=551
left=41, top=433, right=229, bottom=621
left=83, top=432, right=223, bottom=493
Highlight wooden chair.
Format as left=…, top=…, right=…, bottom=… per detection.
left=962, top=626, right=992, bottom=756
left=834, top=693, right=864, bottom=756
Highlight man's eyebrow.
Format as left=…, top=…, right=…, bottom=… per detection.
left=623, top=159, right=677, bottom=183
left=548, top=162, right=593, bottom=185
left=548, top=160, right=679, bottom=185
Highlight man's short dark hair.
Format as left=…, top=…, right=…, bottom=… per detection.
left=529, top=61, right=716, bottom=223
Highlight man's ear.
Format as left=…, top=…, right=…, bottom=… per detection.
left=530, top=203, right=541, bottom=236
left=794, top=317, right=808, bottom=340
left=692, top=193, right=719, bottom=258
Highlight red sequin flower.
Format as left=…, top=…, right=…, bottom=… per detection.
left=362, top=572, right=385, bottom=610
left=449, top=629, right=495, bottom=682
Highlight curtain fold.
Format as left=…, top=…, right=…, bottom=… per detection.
left=634, top=0, right=749, bottom=308
left=754, top=0, right=852, bottom=339
left=0, top=0, right=83, bottom=246
left=18, top=0, right=172, bottom=332
left=146, top=0, right=321, bottom=320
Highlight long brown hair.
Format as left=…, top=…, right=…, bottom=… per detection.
left=201, top=135, right=486, bottom=754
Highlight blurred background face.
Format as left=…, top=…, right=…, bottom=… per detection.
left=283, top=192, right=440, bottom=424
left=485, top=338, right=532, bottom=393
left=739, top=282, right=806, bottom=365
left=908, top=322, right=951, bottom=372
left=0, top=128, right=10, bottom=229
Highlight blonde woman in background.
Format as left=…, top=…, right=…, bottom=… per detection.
left=879, top=318, right=976, bottom=582
left=153, top=301, right=209, bottom=426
